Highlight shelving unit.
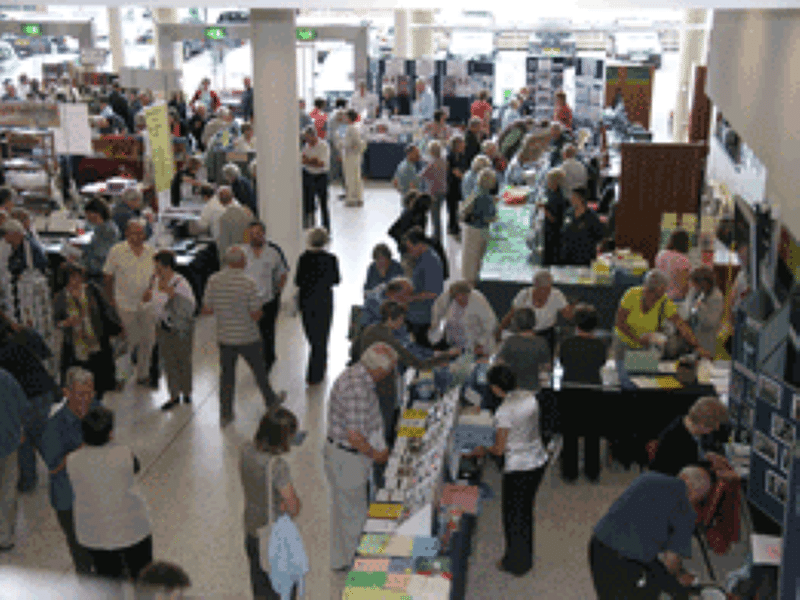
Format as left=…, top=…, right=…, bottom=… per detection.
left=1, top=128, right=57, bottom=213
left=574, top=57, right=605, bottom=128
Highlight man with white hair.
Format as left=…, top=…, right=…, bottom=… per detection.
left=2, top=218, right=48, bottom=277
left=589, top=465, right=712, bottom=599
left=222, top=163, right=257, bottom=217
left=560, top=144, right=588, bottom=193
left=202, top=246, right=283, bottom=427
left=41, top=367, right=100, bottom=574
left=324, top=342, right=397, bottom=571
left=111, top=187, right=153, bottom=240
left=216, top=186, right=253, bottom=261
left=202, top=107, right=239, bottom=149
left=103, top=219, right=156, bottom=386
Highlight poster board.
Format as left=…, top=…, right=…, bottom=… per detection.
left=52, top=103, right=92, bottom=156
left=143, top=103, right=175, bottom=194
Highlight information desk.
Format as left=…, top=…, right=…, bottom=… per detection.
left=539, top=383, right=718, bottom=478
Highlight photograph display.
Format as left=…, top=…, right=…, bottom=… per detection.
left=793, top=393, right=800, bottom=422
left=779, top=447, right=791, bottom=474
left=759, top=375, right=782, bottom=410
left=772, top=413, right=796, bottom=446
left=766, top=469, right=788, bottom=505
left=754, top=430, right=778, bottom=464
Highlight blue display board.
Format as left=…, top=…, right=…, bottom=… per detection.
left=780, top=439, right=800, bottom=599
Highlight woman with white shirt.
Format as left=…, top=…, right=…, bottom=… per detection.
left=143, top=250, right=196, bottom=411
left=467, top=364, right=555, bottom=576
left=67, top=405, right=152, bottom=580
left=429, top=280, right=498, bottom=356
left=497, top=269, right=574, bottom=356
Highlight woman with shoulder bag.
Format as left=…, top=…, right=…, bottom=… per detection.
left=145, top=250, right=196, bottom=411
left=54, top=263, right=120, bottom=399
left=240, top=408, right=303, bottom=600
left=461, top=167, right=499, bottom=284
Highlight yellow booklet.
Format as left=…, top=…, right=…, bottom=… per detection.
left=368, top=504, right=405, bottom=519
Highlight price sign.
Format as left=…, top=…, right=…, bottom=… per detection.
left=204, top=27, right=227, bottom=41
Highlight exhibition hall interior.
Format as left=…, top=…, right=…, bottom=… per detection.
left=0, top=0, right=798, bottom=598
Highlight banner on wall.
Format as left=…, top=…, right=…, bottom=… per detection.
left=143, top=103, right=175, bottom=194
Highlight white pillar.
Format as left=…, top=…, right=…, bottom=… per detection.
left=673, top=9, right=708, bottom=143
left=154, top=8, right=181, bottom=77
left=410, top=10, right=434, bottom=60
left=394, top=10, right=410, bottom=59
left=251, top=9, right=302, bottom=305
left=107, top=7, right=125, bottom=73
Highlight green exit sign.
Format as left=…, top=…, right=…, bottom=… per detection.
left=296, top=28, right=317, bottom=41
left=204, top=27, right=227, bottom=41
left=21, top=23, right=42, bottom=36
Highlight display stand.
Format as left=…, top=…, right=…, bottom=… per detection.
left=525, top=56, right=568, bottom=122
left=574, top=57, right=605, bottom=128
left=1, top=128, right=57, bottom=212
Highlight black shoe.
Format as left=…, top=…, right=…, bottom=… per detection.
left=161, top=398, right=180, bottom=411
left=220, top=415, right=233, bottom=428
left=183, top=394, right=192, bottom=404
left=17, top=482, right=36, bottom=494
left=0, top=543, right=14, bottom=553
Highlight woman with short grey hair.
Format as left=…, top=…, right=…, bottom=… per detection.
left=461, top=167, right=499, bottom=284
left=613, top=269, right=711, bottom=389
left=295, top=228, right=340, bottom=384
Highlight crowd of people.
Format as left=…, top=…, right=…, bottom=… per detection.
left=0, top=75, right=745, bottom=600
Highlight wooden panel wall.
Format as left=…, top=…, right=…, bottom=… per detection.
left=615, top=142, right=708, bottom=264
left=689, top=65, right=712, bottom=144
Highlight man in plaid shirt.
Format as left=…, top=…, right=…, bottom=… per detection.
left=324, top=342, right=398, bottom=571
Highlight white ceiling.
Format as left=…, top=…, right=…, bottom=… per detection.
left=10, top=0, right=800, bottom=9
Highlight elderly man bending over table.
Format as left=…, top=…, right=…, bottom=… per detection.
left=429, top=280, right=498, bottom=356
left=325, top=343, right=397, bottom=571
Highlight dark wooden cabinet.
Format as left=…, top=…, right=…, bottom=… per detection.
left=615, top=142, right=708, bottom=264
left=688, top=65, right=712, bottom=144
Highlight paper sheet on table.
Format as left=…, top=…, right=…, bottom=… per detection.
left=395, top=503, right=433, bottom=537
left=751, top=534, right=782, bottom=565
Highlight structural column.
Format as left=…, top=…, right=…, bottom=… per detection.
left=410, top=10, right=434, bottom=59
left=251, top=9, right=302, bottom=307
left=154, top=8, right=181, bottom=77
left=393, top=10, right=410, bottom=59
left=107, top=7, right=125, bottom=73
left=673, top=9, right=708, bottom=143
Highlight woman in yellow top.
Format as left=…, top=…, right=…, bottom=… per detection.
left=614, top=270, right=711, bottom=389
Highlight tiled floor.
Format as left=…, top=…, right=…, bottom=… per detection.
left=2, top=180, right=749, bottom=598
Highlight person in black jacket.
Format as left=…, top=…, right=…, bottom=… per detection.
left=542, top=168, right=568, bottom=266
left=223, top=163, right=257, bottom=217
left=295, top=228, right=340, bottom=385
left=560, top=188, right=605, bottom=266
left=109, top=82, right=132, bottom=132
left=446, top=135, right=468, bottom=236
left=649, top=396, right=729, bottom=477
left=464, top=117, right=484, bottom=170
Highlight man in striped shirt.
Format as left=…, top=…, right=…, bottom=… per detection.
left=201, top=246, right=283, bottom=427
left=324, top=342, right=397, bottom=570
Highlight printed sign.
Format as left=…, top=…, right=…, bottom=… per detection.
left=144, top=103, right=175, bottom=193
left=0, top=102, right=60, bottom=128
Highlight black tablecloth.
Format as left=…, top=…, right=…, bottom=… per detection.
left=364, top=141, right=406, bottom=180
left=539, top=384, right=718, bottom=475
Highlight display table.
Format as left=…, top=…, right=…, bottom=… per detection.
left=364, top=141, right=406, bottom=180
left=540, top=382, right=718, bottom=478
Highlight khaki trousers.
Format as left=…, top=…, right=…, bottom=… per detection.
left=461, top=224, right=488, bottom=283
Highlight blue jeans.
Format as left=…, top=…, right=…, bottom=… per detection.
left=18, top=390, right=56, bottom=491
